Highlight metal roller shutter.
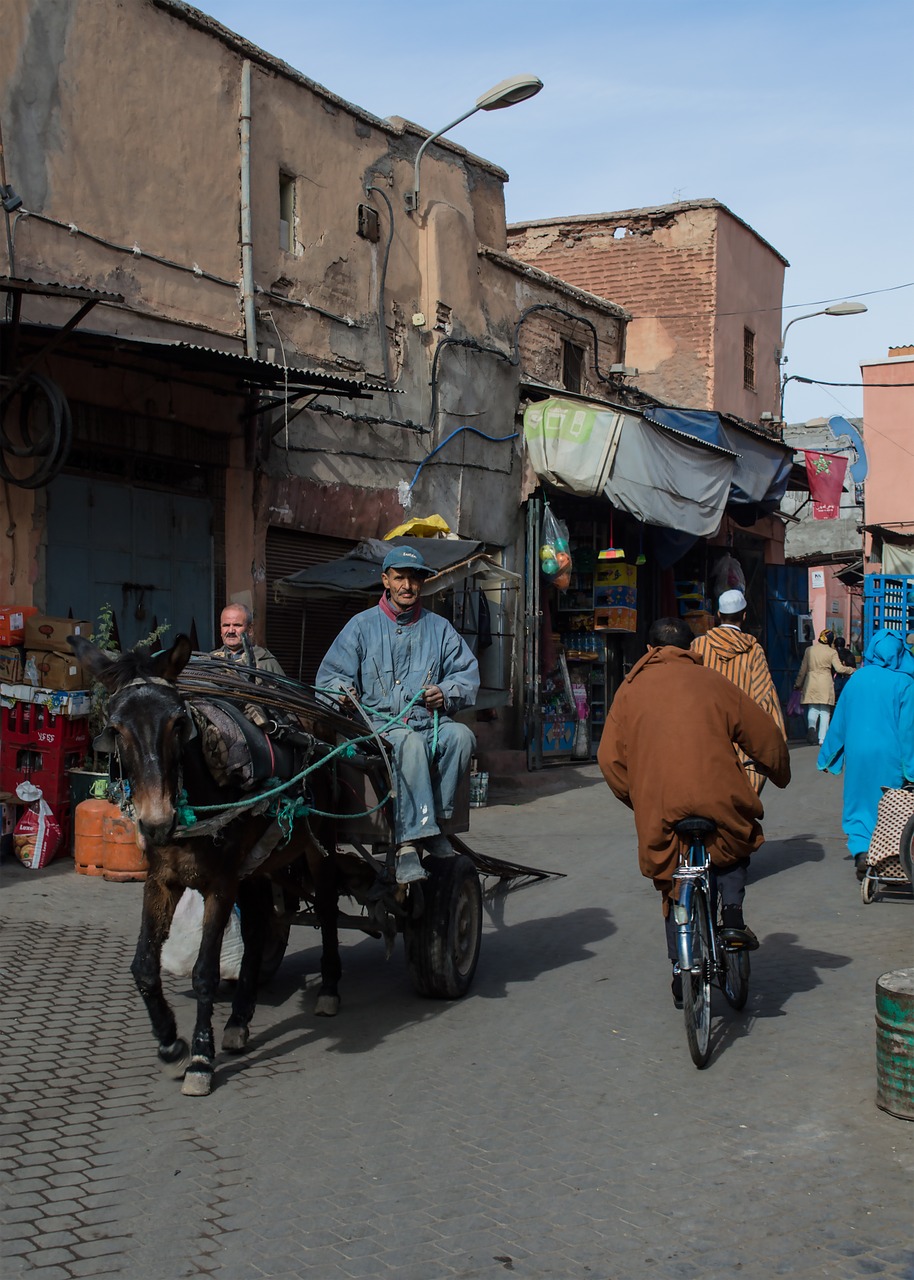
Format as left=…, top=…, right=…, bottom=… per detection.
left=264, top=528, right=363, bottom=683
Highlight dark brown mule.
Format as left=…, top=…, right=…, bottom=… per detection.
left=69, top=634, right=349, bottom=1096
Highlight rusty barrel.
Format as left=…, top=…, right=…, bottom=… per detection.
left=74, top=798, right=118, bottom=876
left=875, top=968, right=914, bottom=1120
left=101, top=811, right=148, bottom=882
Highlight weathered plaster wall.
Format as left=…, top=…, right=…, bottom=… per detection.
left=861, top=353, right=914, bottom=557
left=714, top=214, right=784, bottom=420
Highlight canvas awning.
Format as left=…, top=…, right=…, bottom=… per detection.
left=273, top=536, right=519, bottom=601
left=643, top=407, right=792, bottom=509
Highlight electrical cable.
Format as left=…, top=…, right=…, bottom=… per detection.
left=0, top=373, right=73, bottom=488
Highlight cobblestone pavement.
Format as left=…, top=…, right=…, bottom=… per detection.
left=2, top=745, right=912, bottom=1280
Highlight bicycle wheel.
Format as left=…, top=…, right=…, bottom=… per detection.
left=721, top=943, right=750, bottom=1010
left=682, top=886, right=712, bottom=1067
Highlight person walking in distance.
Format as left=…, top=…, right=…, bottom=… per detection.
left=691, top=589, right=786, bottom=794
left=794, top=629, right=855, bottom=746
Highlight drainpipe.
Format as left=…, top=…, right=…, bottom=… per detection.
left=240, top=60, right=257, bottom=357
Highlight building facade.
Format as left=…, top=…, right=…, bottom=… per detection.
left=1, top=0, right=625, bottom=684
left=506, top=200, right=787, bottom=424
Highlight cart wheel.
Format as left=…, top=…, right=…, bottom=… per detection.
left=900, top=816, right=914, bottom=885
left=403, top=854, right=482, bottom=999
left=860, top=873, right=877, bottom=905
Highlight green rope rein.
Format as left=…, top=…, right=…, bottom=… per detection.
left=174, top=685, right=435, bottom=828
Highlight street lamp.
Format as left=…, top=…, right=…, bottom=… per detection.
left=404, top=73, right=543, bottom=213
left=777, top=300, right=867, bottom=419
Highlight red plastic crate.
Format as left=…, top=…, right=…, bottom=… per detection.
left=0, top=746, right=85, bottom=808
left=2, top=702, right=90, bottom=750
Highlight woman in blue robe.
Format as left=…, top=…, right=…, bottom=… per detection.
left=818, top=628, right=914, bottom=876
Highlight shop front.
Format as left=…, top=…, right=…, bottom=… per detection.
left=522, top=395, right=793, bottom=768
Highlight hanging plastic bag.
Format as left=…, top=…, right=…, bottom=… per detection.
left=786, top=689, right=802, bottom=718
left=712, top=554, right=746, bottom=599
left=13, top=781, right=62, bottom=870
left=161, top=889, right=244, bottom=980
left=540, top=506, right=573, bottom=589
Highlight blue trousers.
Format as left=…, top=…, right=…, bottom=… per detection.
left=383, top=721, right=475, bottom=844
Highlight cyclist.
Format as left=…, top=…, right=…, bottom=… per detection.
left=598, top=617, right=791, bottom=1005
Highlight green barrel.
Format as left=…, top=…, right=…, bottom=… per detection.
left=875, top=968, right=914, bottom=1120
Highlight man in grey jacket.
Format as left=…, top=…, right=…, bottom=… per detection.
left=317, top=546, right=479, bottom=883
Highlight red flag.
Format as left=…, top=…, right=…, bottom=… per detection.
left=805, top=451, right=848, bottom=520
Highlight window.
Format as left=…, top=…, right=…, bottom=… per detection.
left=562, top=340, right=584, bottom=393
left=279, top=173, right=295, bottom=252
left=743, top=327, right=756, bottom=391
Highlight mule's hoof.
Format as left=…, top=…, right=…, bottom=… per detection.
left=221, top=1024, right=250, bottom=1054
left=314, top=993, right=340, bottom=1018
left=158, top=1039, right=191, bottom=1080
left=181, top=1059, right=214, bottom=1096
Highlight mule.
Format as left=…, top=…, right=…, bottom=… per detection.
left=69, top=634, right=362, bottom=1096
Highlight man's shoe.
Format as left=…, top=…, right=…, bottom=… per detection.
left=423, top=833, right=455, bottom=858
left=720, top=905, right=760, bottom=951
left=394, top=845, right=428, bottom=884
left=854, top=852, right=869, bottom=881
left=806, top=726, right=818, bottom=746
left=671, top=967, right=683, bottom=1009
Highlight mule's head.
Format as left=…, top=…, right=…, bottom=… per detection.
left=69, top=634, right=195, bottom=847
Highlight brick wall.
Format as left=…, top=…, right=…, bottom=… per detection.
left=507, top=205, right=718, bottom=407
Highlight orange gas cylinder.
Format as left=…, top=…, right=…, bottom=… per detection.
left=101, top=811, right=148, bottom=882
left=74, top=798, right=118, bottom=876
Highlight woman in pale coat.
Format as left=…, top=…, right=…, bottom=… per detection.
left=794, top=630, right=856, bottom=745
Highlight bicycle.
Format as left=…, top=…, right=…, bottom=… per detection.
left=671, top=816, right=751, bottom=1068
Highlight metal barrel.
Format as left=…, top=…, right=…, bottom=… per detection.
left=875, top=968, right=914, bottom=1120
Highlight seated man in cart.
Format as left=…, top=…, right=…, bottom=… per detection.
left=317, top=545, right=479, bottom=884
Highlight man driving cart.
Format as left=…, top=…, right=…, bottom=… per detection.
left=317, top=545, right=479, bottom=884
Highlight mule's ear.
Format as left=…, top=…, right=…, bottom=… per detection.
left=154, top=634, right=193, bottom=683
left=68, top=635, right=121, bottom=691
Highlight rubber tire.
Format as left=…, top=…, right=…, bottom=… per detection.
left=683, top=886, right=712, bottom=1068
left=860, top=874, right=877, bottom=905
left=899, top=815, right=914, bottom=885
left=403, top=853, right=482, bottom=999
left=722, top=944, right=750, bottom=1010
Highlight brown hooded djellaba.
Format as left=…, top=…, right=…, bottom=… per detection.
left=598, top=646, right=791, bottom=898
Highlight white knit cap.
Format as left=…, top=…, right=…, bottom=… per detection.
left=719, top=589, right=747, bottom=614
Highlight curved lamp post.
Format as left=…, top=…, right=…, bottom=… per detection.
left=778, top=300, right=867, bottom=419
left=405, top=73, right=543, bottom=213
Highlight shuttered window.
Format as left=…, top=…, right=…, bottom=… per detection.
left=264, top=528, right=363, bottom=684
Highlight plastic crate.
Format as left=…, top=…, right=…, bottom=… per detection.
left=0, top=746, right=86, bottom=808
left=2, top=700, right=90, bottom=749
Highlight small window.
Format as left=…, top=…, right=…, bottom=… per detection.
left=279, top=173, right=295, bottom=252
left=743, top=327, right=756, bottom=391
left=562, top=340, right=584, bottom=393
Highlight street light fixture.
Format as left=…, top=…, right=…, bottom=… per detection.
left=777, top=300, right=867, bottom=419
left=404, top=73, right=543, bottom=213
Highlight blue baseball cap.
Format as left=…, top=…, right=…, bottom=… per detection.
left=381, top=545, right=435, bottom=577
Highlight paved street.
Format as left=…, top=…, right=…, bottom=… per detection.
left=2, top=743, right=912, bottom=1280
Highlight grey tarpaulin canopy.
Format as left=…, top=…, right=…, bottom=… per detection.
left=273, top=537, right=520, bottom=601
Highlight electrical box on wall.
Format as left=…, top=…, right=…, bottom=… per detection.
left=357, top=203, right=380, bottom=242
left=797, top=613, right=814, bottom=646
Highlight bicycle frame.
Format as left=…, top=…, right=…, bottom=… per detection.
left=672, top=837, right=721, bottom=976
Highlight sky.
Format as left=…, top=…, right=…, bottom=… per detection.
left=202, top=0, right=913, bottom=425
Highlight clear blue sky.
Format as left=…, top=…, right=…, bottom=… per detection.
left=203, top=0, right=913, bottom=424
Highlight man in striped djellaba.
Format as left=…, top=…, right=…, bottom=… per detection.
left=691, top=589, right=786, bottom=794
